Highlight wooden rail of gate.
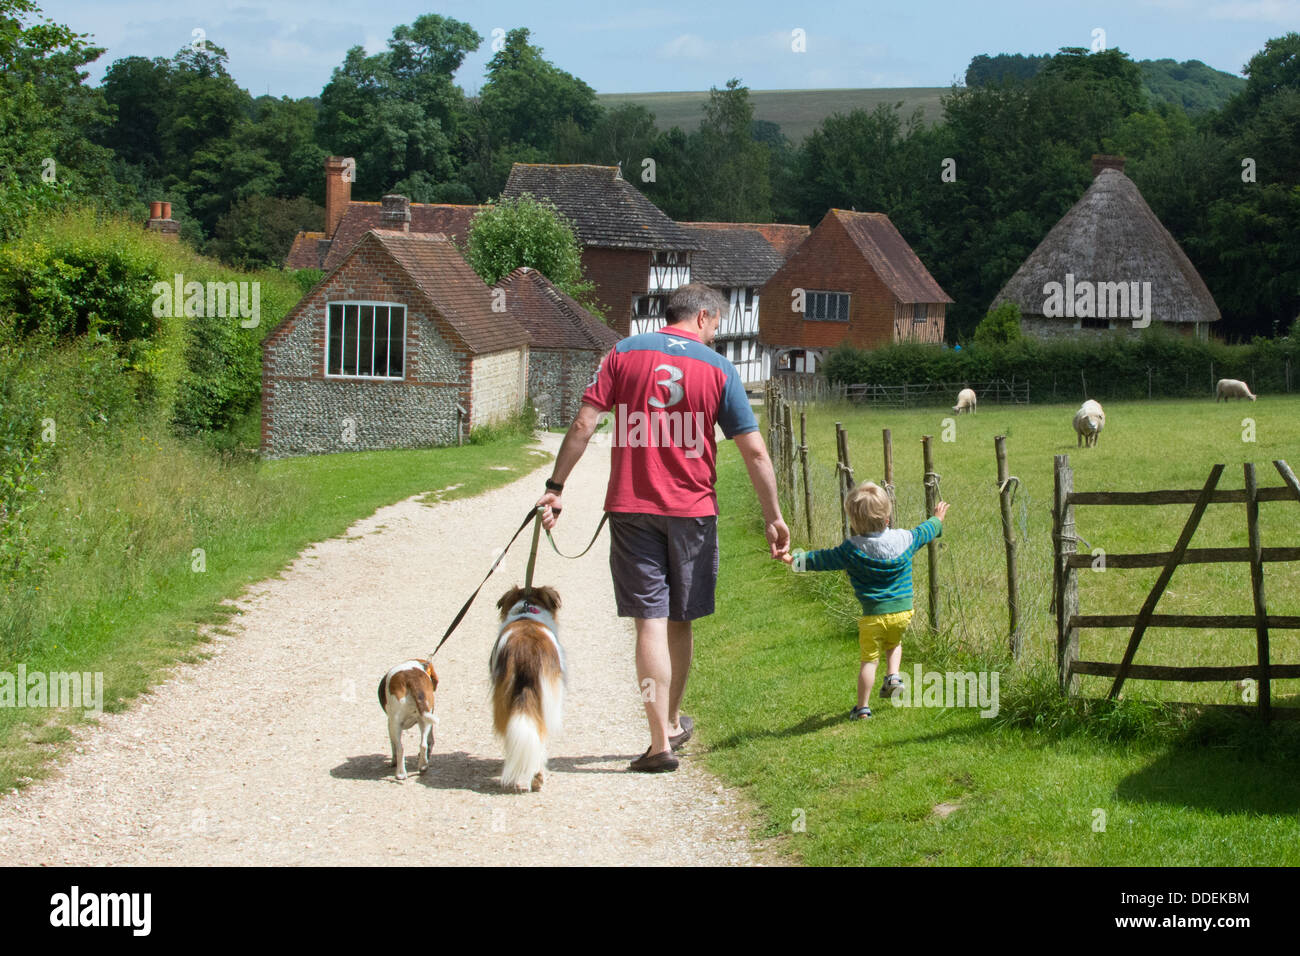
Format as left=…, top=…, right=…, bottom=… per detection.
left=1053, top=456, right=1300, bottom=721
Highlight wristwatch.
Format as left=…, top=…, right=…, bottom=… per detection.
left=545, top=478, right=564, bottom=493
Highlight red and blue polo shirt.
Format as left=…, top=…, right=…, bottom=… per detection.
left=581, top=326, right=758, bottom=517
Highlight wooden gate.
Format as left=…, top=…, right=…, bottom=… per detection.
left=1053, top=457, right=1300, bottom=721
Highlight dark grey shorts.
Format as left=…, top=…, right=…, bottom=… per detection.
left=608, top=513, right=719, bottom=622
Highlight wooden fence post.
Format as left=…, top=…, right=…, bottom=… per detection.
left=800, top=411, right=814, bottom=545
left=835, top=422, right=854, bottom=541
left=766, top=383, right=777, bottom=464
left=995, top=435, right=1022, bottom=659
left=774, top=400, right=785, bottom=496
left=922, top=435, right=940, bottom=633
left=783, top=402, right=797, bottom=508
left=882, top=428, right=895, bottom=528
left=1053, top=454, right=1078, bottom=694
left=1244, top=462, right=1271, bottom=723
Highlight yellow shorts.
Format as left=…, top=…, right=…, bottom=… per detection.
left=857, top=611, right=913, bottom=663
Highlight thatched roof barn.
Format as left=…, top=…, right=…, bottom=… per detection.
left=991, top=156, right=1220, bottom=340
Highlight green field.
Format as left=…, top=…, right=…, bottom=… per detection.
left=690, top=395, right=1300, bottom=865
left=597, top=87, right=949, bottom=141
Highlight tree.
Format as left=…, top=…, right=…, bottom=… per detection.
left=316, top=14, right=480, bottom=200
left=965, top=53, right=1048, bottom=87
left=206, top=194, right=323, bottom=269
left=972, top=302, right=1022, bottom=346
left=96, top=55, right=169, bottom=176
left=479, top=28, right=601, bottom=153
left=693, top=79, right=771, bottom=222
left=0, top=0, right=121, bottom=236
left=465, top=194, right=602, bottom=318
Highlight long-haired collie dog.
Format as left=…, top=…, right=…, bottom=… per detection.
left=492, top=585, right=565, bottom=792
left=378, top=658, right=438, bottom=780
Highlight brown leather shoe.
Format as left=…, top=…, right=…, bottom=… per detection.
left=629, top=748, right=679, bottom=773
left=669, top=715, right=694, bottom=751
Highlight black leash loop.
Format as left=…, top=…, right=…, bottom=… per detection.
left=545, top=512, right=609, bottom=559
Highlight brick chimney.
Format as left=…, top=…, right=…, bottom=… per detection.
left=325, top=156, right=354, bottom=238
left=1092, top=154, right=1126, bottom=178
left=144, top=200, right=180, bottom=241
left=380, top=194, right=411, bottom=232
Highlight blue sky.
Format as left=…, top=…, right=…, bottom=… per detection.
left=48, top=0, right=1300, bottom=98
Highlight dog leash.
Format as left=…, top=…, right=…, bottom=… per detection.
left=545, top=512, right=609, bottom=559
left=430, top=506, right=610, bottom=658
left=431, top=505, right=539, bottom=658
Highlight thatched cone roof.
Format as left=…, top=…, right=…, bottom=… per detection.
left=991, top=168, right=1220, bottom=325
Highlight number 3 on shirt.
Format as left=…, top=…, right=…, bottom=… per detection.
left=648, top=364, right=684, bottom=409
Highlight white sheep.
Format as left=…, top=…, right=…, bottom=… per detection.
left=1216, top=379, right=1256, bottom=402
left=1073, top=399, right=1105, bottom=448
left=952, top=388, right=977, bottom=414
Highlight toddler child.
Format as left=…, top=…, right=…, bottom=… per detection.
left=783, top=481, right=948, bottom=719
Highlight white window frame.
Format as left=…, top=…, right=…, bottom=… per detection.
left=324, top=300, right=408, bottom=380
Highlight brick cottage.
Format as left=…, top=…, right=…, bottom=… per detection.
left=760, top=209, right=952, bottom=374
left=262, top=214, right=530, bottom=458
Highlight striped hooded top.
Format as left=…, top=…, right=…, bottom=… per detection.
left=792, top=518, right=943, bottom=615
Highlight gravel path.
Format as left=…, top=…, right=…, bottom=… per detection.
left=0, top=433, right=764, bottom=866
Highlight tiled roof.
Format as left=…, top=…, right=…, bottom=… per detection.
left=502, top=163, right=698, bottom=251
left=678, top=223, right=790, bottom=286
left=830, top=210, right=953, bottom=304
left=286, top=231, right=328, bottom=270
left=497, top=267, right=622, bottom=352
left=686, top=221, right=810, bottom=260
left=320, top=202, right=482, bottom=272
left=363, top=230, right=530, bottom=355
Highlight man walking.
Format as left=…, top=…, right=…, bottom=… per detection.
left=537, top=284, right=789, bottom=772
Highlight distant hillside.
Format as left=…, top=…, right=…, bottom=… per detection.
left=1140, top=58, right=1246, bottom=112
left=596, top=88, right=948, bottom=142
left=965, top=53, right=1245, bottom=112
left=597, top=58, right=1242, bottom=144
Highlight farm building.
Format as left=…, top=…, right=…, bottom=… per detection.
left=759, top=209, right=951, bottom=374
left=285, top=156, right=481, bottom=272
left=991, top=155, right=1221, bottom=340
left=495, top=266, right=621, bottom=428
left=678, top=222, right=801, bottom=384
left=501, top=163, right=700, bottom=337
left=262, top=221, right=530, bottom=458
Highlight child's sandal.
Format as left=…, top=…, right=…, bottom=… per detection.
left=880, top=674, right=905, bottom=699
left=849, top=705, right=873, bottom=720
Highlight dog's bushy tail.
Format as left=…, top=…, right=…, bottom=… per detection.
left=493, top=636, right=563, bottom=790
left=501, top=711, right=545, bottom=791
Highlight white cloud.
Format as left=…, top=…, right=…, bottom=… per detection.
left=658, top=33, right=713, bottom=60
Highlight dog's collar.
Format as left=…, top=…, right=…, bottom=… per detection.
left=502, top=601, right=559, bottom=635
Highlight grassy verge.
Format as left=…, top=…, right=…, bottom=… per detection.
left=0, top=425, right=550, bottom=792
left=689, top=426, right=1300, bottom=866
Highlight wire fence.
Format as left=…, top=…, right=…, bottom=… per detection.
left=764, top=379, right=1051, bottom=661
left=845, top=379, right=1030, bottom=409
